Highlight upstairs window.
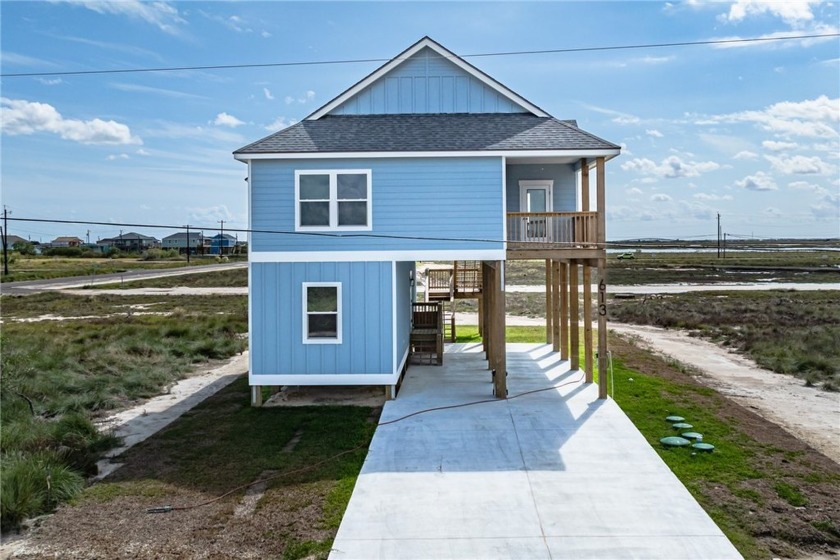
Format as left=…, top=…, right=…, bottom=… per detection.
left=303, top=283, right=342, bottom=344
left=296, top=170, right=372, bottom=231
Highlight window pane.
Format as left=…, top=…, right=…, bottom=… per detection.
left=300, top=201, right=330, bottom=226
left=307, top=286, right=337, bottom=312
left=337, top=174, right=367, bottom=200
left=300, top=174, right=330, bottom=200
left=338, top=201, right=368, bottom=226
left=308, top=314, right=337, bottom=338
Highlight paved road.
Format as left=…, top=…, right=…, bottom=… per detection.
left=0, top=262, right=247, bottom=296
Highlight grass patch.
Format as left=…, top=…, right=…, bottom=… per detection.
left=0, top=256, right=221, bottom=283
left=25, top=377, right=377, bottom=559
left=609, top=290, right=840, bottom=388
left=0, top=293, right=248, bottom=530
left=455, top=324, right=545, bottom=343
left=91, top=267, right=248, bottom=289
left=609, top=333, right=840, bottom=558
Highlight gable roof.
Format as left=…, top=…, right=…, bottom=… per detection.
left=235, top=114, right=619, bottom=156
left=306, top=36, right=549, bottom=120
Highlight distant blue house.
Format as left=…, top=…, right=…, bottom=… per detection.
left=209, top=233, right=237, bottom=255
left=234, top=37, right=620, bottom=404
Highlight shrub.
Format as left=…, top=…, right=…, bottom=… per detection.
left=41, top=247, right=82, bottom=257
left=12, top=241, right=36, bottom=256
left=142, top=248, right=179, bottom=261
left=0, top=451, right=84, bottom=531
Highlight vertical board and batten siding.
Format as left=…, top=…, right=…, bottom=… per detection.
left=250, top=157, right=504, bottom=253
left=250, top=261, right=393, bottom=376
left=505, top=163, right=577, bottom=212
left=330, top=47, right=527, bottom=115
left=395, top=261, right=415, bottom=368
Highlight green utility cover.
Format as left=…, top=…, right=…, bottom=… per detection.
left=681, top=432, right=703, bottom=441
left=692, top=442, right=715, bottom=452
left=660, top=436, right=691, bottom=447
left=666, top=415, right=685, bottom=423
left=672, top=422, right=694, bottom=430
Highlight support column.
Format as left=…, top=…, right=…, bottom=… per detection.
left=250, top=385, right=263, bottom=407
left=545, top=259, right=553, bottom=345
left=583, top=261, right=594, bottom=382
left=560, top=261, right=569, bottom=361
left=482, top=261, right=493, bottom=362
left=570, top=260, right=580, bottom=371
left=596, top=157, right=609, bottom=399
left=492, top=260, right=507, bottom=399
left=477, top=296, right=484, bottom=337
left=552, top=260, right=561, bottom=353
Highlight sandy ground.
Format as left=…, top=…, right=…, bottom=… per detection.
left=610, top=323, right=840, bottom=465
left=94, top=352, right=249, bottom=479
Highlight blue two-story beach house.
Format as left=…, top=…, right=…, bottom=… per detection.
left=234, top=37, right=620, bottom=405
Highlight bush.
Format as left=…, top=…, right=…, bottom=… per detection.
left=41, top=246, right=82, bottom=257
left=12, top=241, right=36, bottom=256
left=142, top=248, right=179, bottom=261
left=0, top=451, right=84, bottom=530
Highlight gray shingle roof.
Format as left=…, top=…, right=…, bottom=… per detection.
left=234, top=114, right=619, bottom=155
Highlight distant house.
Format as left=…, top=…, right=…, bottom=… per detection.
left=4, top=234, right=28, bottom=247
left=50, top=236, right=83, bottom=247
left=162, top=232, right=204, bottom=254
left=96, top=232, right=159, bottom=252
left=209, top=233, right=237, bottom=255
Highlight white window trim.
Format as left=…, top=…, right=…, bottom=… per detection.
left=295, top=169, right=372, bottom=232
left=302, top=282, right=343, bottom=344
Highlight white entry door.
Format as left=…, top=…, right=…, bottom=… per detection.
left=519, top=180, right=553, bottom=241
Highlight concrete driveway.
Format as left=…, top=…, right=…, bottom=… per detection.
left=330, top=343, right=741, bottom=559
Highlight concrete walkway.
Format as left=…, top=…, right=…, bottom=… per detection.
left=331, top=344, right=741, bottom=559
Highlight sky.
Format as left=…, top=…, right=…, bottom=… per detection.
left=1, top=0, right=838, bottom=243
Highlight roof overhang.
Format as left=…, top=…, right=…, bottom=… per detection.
left=234, top=149, right=620, bottom=163
left=306, top=37, right=550, bottom=120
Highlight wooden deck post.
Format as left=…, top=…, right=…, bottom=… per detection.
left=596, top=157, right=609, bottom=399
left=492, top=260, right=507, bottom=399
left=560, top=261, right=569, bottom=361
left=583, top=261, right=594, bottom=382
left=477, top=296, right=484, bottom=338
left=569, top=260, right=580, bottom=370
left=552, top=260, right=561, bottom=353
left=545, top=259, right=553, bottom=345
left=482, top=261, right=492, bottom=362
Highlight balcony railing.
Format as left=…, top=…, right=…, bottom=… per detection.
left=507, top=212, right=598, bottom=249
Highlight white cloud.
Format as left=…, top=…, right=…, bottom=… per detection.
left=735, top=171, right=778, bottom=191
left=188, top=204, right=234, bottom=225
left=710, top=25, right=840, bottom=50
left=765, top=154, right=836, bottom=175
left=284, top=95, right=295, bottom=105
left=110, top=83, right=206, bottom=99
left=762, top=140, right=798, bottom=151
left=811, top=188, right=839, bottom=219
left=0, top=97, right=141, bottom=145
left=213, top=112, right=245, bottom=128
left=700, top=96, right=839, bottom=138
left=56, top=0, right=185, bottom=34
left=763, top=206, right=783, bottom=218
left=693, top=193, right=734, bottom=201
left=136, top=148, right=150, bottom=156
left=613, top=115, right=641, bottom=125
left=263, top=88, right=274, bottom=100
left=651, top=193, right=672, bottom=202
left=261, top=30, right=272, bottom=38
left=37, top=78, right=64, bottom=86
left=106, top=153, right=130, bottom=161
left=788, top=180, right=817, bottom=190
left=733, top=150, right=759, bottom=160
left=581, top=103, right=641, bottom=125
left=264, top=116, right=297, bottom=131
left=621, top=155, right=721, bottom=179
left=721, top=0, right=817, bottom=27
left=646, top=129, right=664, bottom=138
left=626, top=187, right=643, bottom=196
left=678, top=200, right=716, bottom=220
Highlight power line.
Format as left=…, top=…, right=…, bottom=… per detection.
left=3, top=33, right=838, bottom=78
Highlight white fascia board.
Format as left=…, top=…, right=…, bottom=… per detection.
left=306, top=37, right=548, bottom=121
left=249, top=372, right=400, bottom=386
left=234, top=149, right=620, bottom=161
left=251, top=249, right=506, bottom=263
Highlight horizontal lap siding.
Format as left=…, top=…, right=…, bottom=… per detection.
left=331, top=47, right=524, bottom=115
left=251, top=261, right=393, bottom=376
left=505, top=164, right=577, bottom=212
left=251, top=157, right=504, bottom=253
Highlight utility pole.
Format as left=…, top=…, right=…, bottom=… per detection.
left=716, top=212, right=721, bottom=258
left=217, top=219, right=225, bottom=255
left=185, top=224, right=191, bottom=264
left=723, top=233, right=727, bottom=259
left=86, top=229, right=90, bottom=244
left=2, top=206, right=10, bottom=276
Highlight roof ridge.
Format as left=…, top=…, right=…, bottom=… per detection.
left=553, top=118, right=621, bottom=150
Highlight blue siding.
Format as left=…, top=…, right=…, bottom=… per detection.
left=395, top=261, right=414, bottom=367
left=506, top=164, right=577, bottom=213
left=330, top=47, right=527, bottom=115
left=251, top=157, right=504, bottom=253
left=251, top=261, right=393, bottom=376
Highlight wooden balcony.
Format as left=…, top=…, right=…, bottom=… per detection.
left=506, top=211, right=602, bottom=259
